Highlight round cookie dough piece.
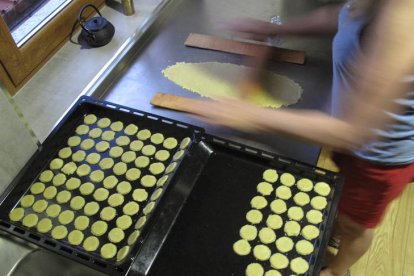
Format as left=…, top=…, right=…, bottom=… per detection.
left=301, top=225, right=320, bottom=240
left=180, top=137, right=191, bottom=149
left=314, top=181, right=331, bottom=196
left=258, top=227, right=276, bottom=244
left=20, top=195, right=35, bottom=208
left=306, top=210, right=323, bottom=224
left=83, top=236, right=100, bottom=252
left=91, top=220, right=108, bottom=236
left=30, top=182, right=45, bottom=194
left=56, top=190, right=72, bottom=204
left=94, top=187, right=109, bottom=201
left=101, top=243, right=117, bottom=259
left=173, top=150, right=185, bottom=161
left=117, top=181, right=132, bottom=195
left=117, top=246, right=130, bottom=262
left=251, top=196, right=268, bottom=209
left=269, top=253, right=289, bottom=269
left=132, top=189, right=148, bottom=202
left=294, top=192, right=310, bottom=206
left=43, top=186, right=57, bottom=200
left=263, top=169, right=278, bottom=183
left=121, top=151, right=136, bottom=163
left=156, top=175, right=169, bottom=187
left=129, top=140, right=144, bottom=151
left=58, top=147, right=72, bottom=159
left=72, top=150, right=86, bottom=162
left=108, top=193, right=124, bottom=207
left=46, top=204, right=61, bottom=218
left=275, top=186, right=292, bottom=200
left=233, top=239, right=251, bottom=256
left=68, top=230, right=84, bottom=245
left=246, top=263, right=264, bottom=276
left=150, top=188, right=163, bottom=201
left=284, top=220, right=301, bottom=236
left=296, top=240, right=314, bottom=255
left=50, top=158, right=64, bottom=170
left=84, top=201, right=100, bottom=216
left=280, top=172, right=296, bottom=187
left=141, top=175, right=156, bottom=188
left=104, top=175, right=119, bottom=189
left=116, top=215, right=133, bottom=230
left=101, top=206, right=117, bottom=221
left=51, top=225, right=68, bottom=240
left=116, top=136, right=131, bottom=146
left=37, top=218, right=53, bottom=233
left=135, top=216, right=147, bottom=229
left=74, top=216, right=90, bottom=231
left=32, top=200, right=48, bottom=213
left=141, top=145, right=156, bottom=156
left=88, top=127, right=102, bottom=139
left=22, top=213, right=38, bottom=227
left=135, top=156, right=150, bottom=168
left=155, top=150, right=170, bottom=161
left=165, top=162, right=177, bottom=174
left=84, top=114, right=97, bottom=125
left=77, top=164, right=91, bottom=177
left=61, top=162, right=77, bottom=175
left=149, top=162, right=165, bottom=175
left=90, top=170, right=105, bottom=183
left=113, top=162, right=127, bottom=176
left=66, top=177, right=81, bottom=190
left=257, top=182, right=274, bottom=196
left=96, top=141, right=110, bottom=153
left=80, top=138, right=95, bottom=150
left=39, top=170, right=54, bottom=183
left=108, top=228, right=125, bottom=243
left=265, top=270, right=281, bottom=276
left=97, top=117, right=111, bottom=128
left=102, top=130, right=115, bottom=141
left=287, top=206, right=304, bottom=221
left=126, top=168, right=141, bottom=181
left=246, top=209, right=263, bottom=224
left=297, top=178, right=314, bottom=192
left=137, top=129, right=151, bottom=140
left=276, top=236, right=294, bottom=253
left=124, top=124, right=138, bottom=136
left=151, top=133, right=164, bottom=145
left=128, top=230, right=141, bottom=245
left=70, top=196, right=86, bottom=210
left=109, top=147, right=124, bottom=159
left=123, top=202, right=139, bottom=216
left=67, top=136, right=81, bottom=147
left=290, top=257, right=309, bottom=274
left=270, top=199, right=287, bottom=214
left=53, top=173, right=66, bottom=186
left=58, top=210, right=75, bottom=225
left=86, top=152, right=101, bottom=164
left=253, top=244, right=272, bottom=261
left=239, top=225, right=257, bottom=241
left=163, top=137, right=178, bottom=149
left=266, top=214, right=283, bottom=230
left=143, top=202, right=155, bottom=215
left=311, top=196, right=328, bottom=210
left=111, top=121, right=124, bottom=132
left=79, top=182, right=95, bottom=195
left=9, top=208, right=24, bottom=222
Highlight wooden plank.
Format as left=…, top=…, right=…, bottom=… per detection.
left=150, top=92, right=207, bottom=114
left=185, top=33, right=306, bottom=65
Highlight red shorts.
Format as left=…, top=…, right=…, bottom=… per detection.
left=333, top=153, right=414, bottom=228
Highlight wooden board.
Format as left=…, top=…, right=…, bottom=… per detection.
left=185, top=33, right=306, bottom=65
left=150, top=92, right=207, bottom=113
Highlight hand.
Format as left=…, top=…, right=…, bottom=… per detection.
left=221, top=18, right=279, bottom=40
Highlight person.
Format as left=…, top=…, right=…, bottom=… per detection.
left=187, top=0, right=414, bottom=275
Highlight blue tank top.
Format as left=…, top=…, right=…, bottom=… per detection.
left=332, top=5, right=414, bottom=165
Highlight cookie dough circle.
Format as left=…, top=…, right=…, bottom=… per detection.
left=103, top=175, right=119, bottom=189
left=180, top=137, right=191, bottom=149
left=58, top=147, right=72, bottom=159
left=61, top=162, right=77, bottom=175
left=155, top=150, right=170, bottom=161
left=246, top=209, right=263, bottom=224
left=270, top=199, right=287, bottom=214
left=79, top=182, right=95, bottom=195
left=108, top=228, right=125, bottom=243
left=116, top=136, right=130, bottom=146
left=151, top=133, right=164, bottom=144
left=306, top=210, right=323, bottom=224
left=113, top=162, right=127, bottom=175
left=90, top=170, right=105, bottom=183
left=134, top=156, right=150, bottom=168
left=296, top=240, right=314, bottom=255
left=30, top=182, right=45, bottom=194
left=101, top=243, right=117, bottom=259
left=263, top=169, right=278, bottom=183
left=94, top=188, right=110, bottom=201
left=130, top=140, right=144, bottom=151
left=157, top=175, right=169, bottom=187
left=151, top=188, right=163, bottom=201
left=20, top=195, right=35, bottom=207
left=141, top=175, right=156, bottom=188
left=258, top=227, right=276, bottom=244
left=143, top=202, right=155, bottom=215
left=68, top=230, right=84, bottom=245
left=37, top=218, right=53, bottom=233
left=88, top=127, right=102, bottom=138
left=91, top=220, right=108, bottom=236
left=74, top=216, right=90, bottom=230
left=39, top=170, right=54, bottom=183
left=302, top=225, right=320, bottom=240
left=108, top=193, right=124, bottom=207
left=80, top=139, right=95, bottom=150
left=22, top=213, right=38, bottom=227
left=128, top=230, right=141, bottom=245
left=86, top=153, right=101, bottom=164
left=100, top=206, right=117, bottom=221
left=84, top=202, right=100, bottom=216
left=275, top=236, right=294, bottom=253
left=311, top=196, right=328, bottom=210
left=96, top=141, right=110, bottom=152
left=137, top=129, right=151, bottom=140
left=284, top=220, right=301, bottom=236
left=297, top=178, right=313, bottom=192
left=275, top=186, right=292, bottom=200
left=141, top=145, right=156, bottom=156
left=102, top=130, right=115, bottom=141
left=66, top=177, right=81, bottom=190
left=239, top=225, right=257, bottom=241
left=314, top=181, right=331, bottom=196
left=126, top=168, right=141, bottom=181
left=290, top=257, right=309, bottom=274
left=58, top=210, right=75, bottom=225
left=83, top=236, right=100, bottom=252
left=70, top=196, right=86, bottom=210
left=124, top=124, right=138, bottom=135
left=56, top=190, right=71, bottom=204
left=123, top=202, right=139, bottom=216
left=269, top=253, right=289, bottom=269
left=52, top=173, right=66, bottom=186
left=72, top=150, right=86, bottom=162
left=109, top=147, right=124, bottom=159
left=294, top=192, right=310, bottom=206
left=9, top=208, right=25, bottom=222
left=149, top=162, right=165, bottom=175
left=132, top=189, right=148, bottom=202
left=121, top=151, right=136, bottom=163
left=116, top=215, right=133, bottom=230
left=173, top=151, right=184, bottom=162
left=32, top=199, right=48, bottom=213
left=50, top=158, right=63, bottom=170
left=287, top=206, right=304, bottom=221
left=233, top=239, right=251, bottom=256
left=51, top=225, right=68, bottom=239
left=280, top=172, right=295, bottom=187
left=246, top=263, right=264, bottom=276
left=111, top=121, right=124, bottom=132
left=165, top=162, right=177, bottom=174
left=97, top=117, right=111, bottom=128
left=265, top=270, right=281, bottom=276
left=251, top=196, right=268, bottom=209
left=117, top=181, right=132, bottom=195
left=253, top=244, right=271, bottom=261
left=266, top=214, right=283, bottom=230
left=135, top=216, right=147, bottom=229
left=84, top=114, right=97, bottom=125
left=77, top=164, right=91, bottom=177
left=257, top=182, right=273, bottom=196
left=67, top=136, right=81, bottom=147
left=46, top=204, right=61, bottom=218
left=117, top=246, right=130, bottom=262
left=163, top=137, right=178, bottom=149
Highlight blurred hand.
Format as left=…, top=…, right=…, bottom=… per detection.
left=221, top=18, right=280, bottom=40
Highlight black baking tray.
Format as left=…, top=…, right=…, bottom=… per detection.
left=0, top=96, right=204, bottom=275
left=149, top=135, right=344, bottom=276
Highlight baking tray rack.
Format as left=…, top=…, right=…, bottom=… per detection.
left=0, top=96, right=204, bottom=275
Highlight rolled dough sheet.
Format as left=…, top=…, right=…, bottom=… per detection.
left=162, top=62, right=303, bottom=108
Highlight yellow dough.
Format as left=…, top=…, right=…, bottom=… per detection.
left=128, top=230, right=141, bottom=245
left=103, top=175, right=119, bottom=189
left=20, top=195, right=35, bottom=207
left=58, top=147, right=72, bottom=159
left=84, top=114, right=97, bottom=125
left=67, top=136, right=81, bottom=147
left=46, top=204, right=61, bottom=218
left=51, top=225, right=68, bottom=239
left=56, top=190, right=72, bottom=204
left=110, top=121, right=124, bottom=132
left=68, top=230, right=84, bottom=245
left=180, top=137, right=191, bottom=149
left=102, top=130, right=115, bottom=141
left=258, top=227, right=276, bottom=244
left=91, top=220, right=108, bottom=236
left=80, top=138, right=95, bottom=150
left=117, top=246, right=130, bottom=262
left=142, top=145, right=156, bottom=156
left=287, top=206, right=304, bottom=221
left=61, top=162, right=77, bottom=175
left=94, top=188, right=109, bottom=201
left=143, top=202, right=155, bottom=215
left=163, top=137, right=178, bottom=149
left=297, top=178, right=313, bottom=192
left=113, top=162, right=127, bottom=175
left=22, top=213, right=38, bottom=227
left=246, top=263, right=264, bottom=276
left=246, top=209, right=263, bottom=224
left=70, top=196, right=86, bottom=210
left=275, top=186, right=292, bottom=200
left=157, top=175, right=169, bottom=187
left=58, top=210, right=75, bottom=225
left=135, top=216, right=147, bottom=229
left=30, top=182, right=45, bottom=194
left=257, top=182, right=273, bottom=196
left=117, top=181, right=132, bottom=195
left=37, top=218, right=53, bottom=233
left=270, top=199, right=287, bottom=214
left=100, top=206, right=117, bottom=221
left=121, top=151, right=136, bottom=163
left=293, top=192, right=310, bottom=206
left=270, top=253, right=289, bottom=269
left=79, top=182, right=95, bottom=195
left=72, top=150, right=86, bottom=162
left=149, top=162, right=165, bottom=175
left=301, top=225, right=320, bottom=240
left=76, top=125, right=89, bottom=135
left=290, top=257, right=309, bottom=274
left=124, top=124, right=138, bottom=136
left=76, top=164, right=91, bottom=177
left=137, top=129, right=151, bottom=140
left=116, top=136, right=131, bottom=146
left=155, top=150, right=170, bottom=161
left=306, top=210, right=323, bottom=224
left=74, top=216, right=90, bottom=230
left=134, top=156, right=150, bottom=168
left=39, top=170, right=54, bottom=183
left=83, top=236, right=100, bottom=252
left=265, top=270, right=281, bottom=276
left=275, top=236, right=294, bottom=253
left=108, top=228, right=125, bottom=243
left=49, top=158, right=64, bottom=170
left=109, top=147, right=124, bottom=159
left=296, top=240, right=314, bottom=255
left=116, top=215, right=133, bottom=230
left=266, top=214, right=283, bottom=230
left=84, top=201, right=100, bottom=216
left=66, top=177, right=81, bottom=190
left=141, top=175, right=156, bottom=188
left=263, top=169, right=278, bottom=183
left=88, top=127, right=102, bottom=139
left=151, top=133, right=164, bottom=144
left=96, top=141, right=110, bottom=153
left=52, top=173, right=66, bottom=186
left=89, top=170, right=104, bottom=183
left=173, top=150, right=185, bottom=161
left=97, top=118, right=111, bottom=128
left=101, top=243, right=117, bottom=259
left=126, top=168, right=141, bottom=181
left=9, top=208, right=25, bottom=222
left=150, top=188, right=163, bottom=201
left=233, top=239, right=251, bottom=256
left=165, top=162, right=177, bottom=174
left=32, top=200, right=48, bottom=213
left=130, top=140, right=144, bottom=151
left=108, top=193, right=124, bottom=207
left=86, top=153, right=101, bottom=164
left=122, top=202, right=139, bottom=216
left=311, top=196, right=328, bottom=210
left=284, top=220, right=301, bottom=236
left=250, top=196, right=268, bottom=209
left=253, top=244, right=271, bottom=261
left=280, top=173, right=295, bottom=187
left=132, top=189, right=148, bottom=202
left=239, top=225, right=257, bottom=241
left=314, top=182, right=331, bottom=196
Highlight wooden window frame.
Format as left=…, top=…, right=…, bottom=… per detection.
left=0, top=0, right=105, bottom=95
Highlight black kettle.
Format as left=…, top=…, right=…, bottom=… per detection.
left=78, top=4, right=115, bottom=47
